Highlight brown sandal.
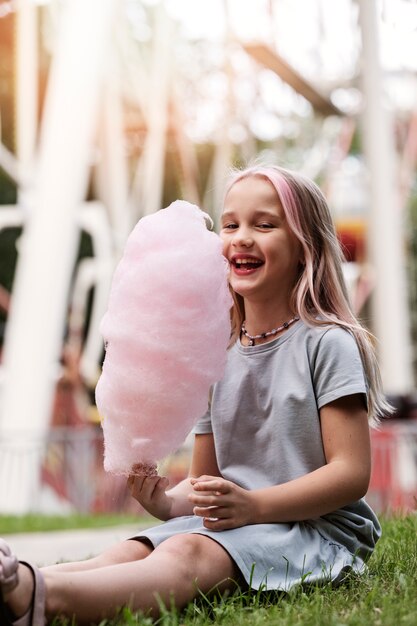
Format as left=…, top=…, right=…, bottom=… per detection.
left=0, top=539, right=45, bottom=626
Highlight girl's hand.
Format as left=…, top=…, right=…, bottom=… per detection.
left=189, top=475, right=254, bottom=530
left=127, top=474, right=172, bottom=520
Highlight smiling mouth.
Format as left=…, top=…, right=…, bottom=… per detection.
left=232, top=258, right=264, bottom=271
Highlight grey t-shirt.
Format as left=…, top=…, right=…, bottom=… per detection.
left=193, top=320, right=368, bottom=491
left=138, top=320, right=379, bottom=590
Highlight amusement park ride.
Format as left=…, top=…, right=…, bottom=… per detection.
left=0, top=0, right=416, bottom=514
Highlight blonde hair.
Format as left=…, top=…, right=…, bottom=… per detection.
left=225, top=164, right=391, bottom=426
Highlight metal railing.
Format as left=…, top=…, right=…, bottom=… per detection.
left=0, top=421, right=416, bottom=514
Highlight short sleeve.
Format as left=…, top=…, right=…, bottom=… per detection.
left=312, top=326, right=368, bottom=410
left=192, top=386, right=214, bottom=434
left=192, top=408, right=213, bottom=434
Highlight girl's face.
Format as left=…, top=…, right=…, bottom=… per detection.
left=220, top=176, right=302, bottom=304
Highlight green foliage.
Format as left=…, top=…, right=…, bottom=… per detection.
left=0, top=226, right=19, bottom=294
left=0, top=225, right=19, bottom=340
left=0, top=226, right=94, bottom=344
left=348, top=126, right=362, bottom=155
left=407, top=187, right=417, bottom=380
left=0, top=171, right=17, bottom=204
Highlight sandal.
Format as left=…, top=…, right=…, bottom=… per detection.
left=0, top=539, right=45, bottom=626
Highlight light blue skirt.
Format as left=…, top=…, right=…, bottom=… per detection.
left=132, top=501, right=380, bottom=591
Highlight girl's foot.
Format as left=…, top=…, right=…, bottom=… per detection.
left=0, top=539, right=45, bottom=626
left=0, top=538, right=19, bottom=594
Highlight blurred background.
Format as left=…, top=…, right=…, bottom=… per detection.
left=0, top=0, right=416, bottom=516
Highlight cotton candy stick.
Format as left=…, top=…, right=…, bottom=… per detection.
left=95, top=200, right=232, bottom=476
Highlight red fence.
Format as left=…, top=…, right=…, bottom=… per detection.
left=2, top=421, right=416, bottom=514
left=367, top=420, right=417, bottom=513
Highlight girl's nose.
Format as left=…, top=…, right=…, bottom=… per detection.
left=232, top=228, right=253, bottom=248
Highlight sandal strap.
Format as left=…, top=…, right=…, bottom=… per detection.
left=15, top=562, right=46, bottom=626
left=0, top=542, right=45, bottom=626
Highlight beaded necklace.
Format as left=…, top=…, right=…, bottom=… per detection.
left=241, top=316, right=299, bottom=346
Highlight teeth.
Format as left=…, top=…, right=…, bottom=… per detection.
left=235, top=258, right=261, bottom=265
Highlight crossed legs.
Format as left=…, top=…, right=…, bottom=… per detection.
left=5, top=534, right=240, bottom=625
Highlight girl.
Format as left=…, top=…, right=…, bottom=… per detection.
left=0, top=165, right=389, bottom=626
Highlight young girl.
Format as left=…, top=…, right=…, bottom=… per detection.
left=0, top=165, right=389, bottom=626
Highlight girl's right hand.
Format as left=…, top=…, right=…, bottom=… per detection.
left=127, top=474, right=173, bottom=520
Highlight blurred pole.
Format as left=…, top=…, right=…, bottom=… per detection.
left=138, top=5, right=172, bottom=217
left=358, top=0, right=413, bottom=393
left=171, top=93, right=201, bottom=206
left=0, top=0, right=118, bottom=514
left=15, top=0, right=38, bottom=188
left=205, top=0, right=233, bottom=226
left=96, top=76, right=130, bottom=252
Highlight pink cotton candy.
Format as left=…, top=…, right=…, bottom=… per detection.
left=95, top=200, right=232, bottom=476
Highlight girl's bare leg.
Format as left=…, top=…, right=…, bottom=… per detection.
left=1, top=541, right=152, bottom=621
left=42, top=538, right=152, bottom=573
left=5, top=534, right=239, bottom=625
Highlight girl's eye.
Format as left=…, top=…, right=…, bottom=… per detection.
left=222, top=223, right=238, bottom=230
left=258, top=223, right=274, bottom=229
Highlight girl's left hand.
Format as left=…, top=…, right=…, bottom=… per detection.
left=189, top=475, right=254, bottom=530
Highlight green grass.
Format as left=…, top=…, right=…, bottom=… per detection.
left=107, top=515, right=417, bottom=626
left=5, top=513, right=417, bottom=625
left=0, top=513, right=153, bottom=534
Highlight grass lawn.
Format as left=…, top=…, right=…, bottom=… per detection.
left=3, top=513, right=416, bottom=625
left=103, top=515, right=417, bottom=626
left=0, top=513, right=148, bottom=534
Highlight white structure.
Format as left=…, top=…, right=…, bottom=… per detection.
left=358, top=0, right=413, bottom=394
left=0, top=0, right=118, bottom=513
